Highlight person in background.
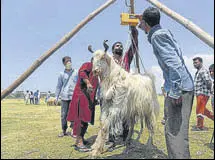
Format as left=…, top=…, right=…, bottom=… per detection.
left=24, top=90, right=30, bottom=105
left=37, top=90, right=40, bottom=104
left=45, top=91, right=51, bottom=103
left=55, top=56, right=78, bottom=138
left=137, top=7, right=194, bottom=159
left=192, top=57, right=214, bottom=131
left=34, top=90, right=38, bottom=105
left=30, top=91, right=34, bottom=104
left=33, top=90, right=40, bottom=105
left=209, top=64, right=214, bottom=112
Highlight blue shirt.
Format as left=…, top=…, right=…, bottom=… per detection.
left=55, top=69, right=78, bottom=101
left=148, top=24, right=194, bottom=99
left=34, top=92, right=38, bottom=97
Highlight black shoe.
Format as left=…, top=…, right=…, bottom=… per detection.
left=58, top=131, right=67, bottom=137
left=191, top=126, right=209, bottom=131
left=83, top=140, right=89, bottom=145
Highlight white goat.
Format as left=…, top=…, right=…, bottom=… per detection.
left=90, top=48, right=160, bottom=156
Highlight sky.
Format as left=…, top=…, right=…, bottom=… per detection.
left=1, top=0, right=214, bottom=94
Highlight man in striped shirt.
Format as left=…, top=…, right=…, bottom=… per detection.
left=209, top=64, right=214, bottom=112
left=192, top=57, right=214, bottom=131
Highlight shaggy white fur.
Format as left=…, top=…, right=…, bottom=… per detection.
left=90, top=50, right=160, bottom=156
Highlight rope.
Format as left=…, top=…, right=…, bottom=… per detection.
left=129, top=29, right=138, bottom=73
left=124, top=30, right=131, bottom=52
left=125, top=30, right=137, bottom=73
left=129, top=29, right=147, bottom=73
left=123, top=1, right=146, bottom=74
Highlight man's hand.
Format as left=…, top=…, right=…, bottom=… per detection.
left=83, top=79, right=93, bottom=93
left=134, top=14, right=142, bottom=20
left=87, top=83, right=93, bottom=93
left=206, top=80, right=212, bottom=90
left=54, top=98, right=58, bottom=105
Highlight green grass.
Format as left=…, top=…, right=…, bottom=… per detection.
left=1, top=97, right=214, bottom=159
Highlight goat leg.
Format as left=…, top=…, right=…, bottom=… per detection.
left=123, top=119, right=135, bottom=154
left=90, top=118, right=110, bottom=157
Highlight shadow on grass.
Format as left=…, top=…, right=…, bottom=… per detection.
left=204, top=143, right=214, bottom=151
left=84, top=135, right=167, bottom=159
left=204, top=130, right=214, bottom=151
left=85, top=135, right=98, bottom=147
left=105, top=140, right=168, bottom=159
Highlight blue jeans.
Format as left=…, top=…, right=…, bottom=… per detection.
left=34, top=97, right=38, bottom=104
left=165, top=91, right=194, bottom=159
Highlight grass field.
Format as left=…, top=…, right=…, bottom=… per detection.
left=1, top=97, right=214, bottom=159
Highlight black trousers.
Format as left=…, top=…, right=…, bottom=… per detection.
left=61, top=100, right=73, bottom=131
left=80, top=121, right=88, bottom=137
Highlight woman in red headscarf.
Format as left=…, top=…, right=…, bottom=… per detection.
left=67, top=59, right=98, bottom=152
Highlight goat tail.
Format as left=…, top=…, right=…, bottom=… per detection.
left=144, top=71, right=160, bottom=119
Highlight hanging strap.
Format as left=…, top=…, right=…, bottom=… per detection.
left=130, top=30, right=147, bottom=73
left=63, top=69, right=74, bottom=88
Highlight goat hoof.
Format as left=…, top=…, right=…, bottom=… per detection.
left=91, top=144, right=96, bottom=150
left=146, top=143, right=153, bottom=150
left=146, top=138, right=153, bottom=149
left=107, top=147, right=114, bottom=152
left=90, top=150, right=99, bottom=158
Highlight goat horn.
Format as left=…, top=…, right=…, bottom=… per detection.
left=88, top=45, right=94, bottom=53
left=103, top=40, right=109, bottom=52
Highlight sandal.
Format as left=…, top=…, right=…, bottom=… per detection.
left=74, top=145, right=92, bottom=152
